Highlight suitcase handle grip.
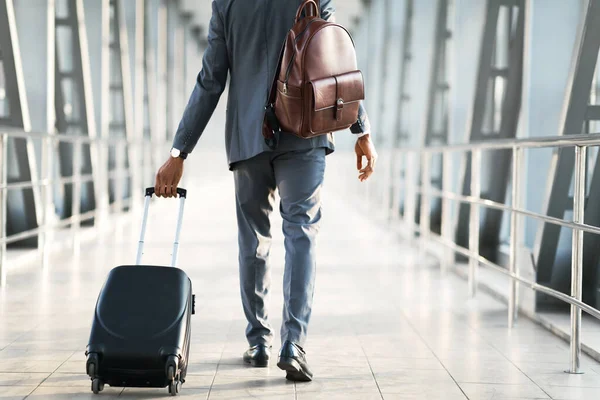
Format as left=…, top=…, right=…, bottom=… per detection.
left=145, top=187, right=187, bottom=198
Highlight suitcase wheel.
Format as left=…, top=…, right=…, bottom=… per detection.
left=166, top=355, right=181, bottom=396
left=86, top=353, right=100, bottom=378
left=92, top=378, right=104, bottom=394
left=168, top=379, right=180, bottom=396
left=167, top=365, right=176, bottom=382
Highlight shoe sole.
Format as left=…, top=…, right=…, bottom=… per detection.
left=243, top=357, right=269, bottom=368
left=277, top=357, right=312, bottom=382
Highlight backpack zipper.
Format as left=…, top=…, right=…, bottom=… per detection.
left=283, top=18, right=320, bottom=92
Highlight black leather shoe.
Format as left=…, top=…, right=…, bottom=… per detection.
left=277, top=341, right=313, bottom=382
left=243, top=344, right=271, bottom=367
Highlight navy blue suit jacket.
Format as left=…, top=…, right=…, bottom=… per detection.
left=173, top=0, right=370, bottom=167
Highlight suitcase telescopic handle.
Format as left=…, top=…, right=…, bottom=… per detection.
left=136, top=187, right=187, bottom=267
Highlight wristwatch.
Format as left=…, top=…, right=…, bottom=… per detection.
left=170, top=147, right=188, bottom=160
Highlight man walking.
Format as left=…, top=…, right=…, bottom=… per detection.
left=154, top=0, right=377, bottom=382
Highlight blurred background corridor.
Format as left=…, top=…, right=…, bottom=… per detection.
left=3, top=0, right=600, bottom=399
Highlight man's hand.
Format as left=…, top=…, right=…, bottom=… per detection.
left=154, top=157, right=184, bottom=197
left=355, top=134, right=378, bottom=182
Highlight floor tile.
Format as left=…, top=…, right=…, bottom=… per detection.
left=505, top=350, right=575, bottom=364
left=208, top=375, right=294, bottom=399
left=361, top=342, right=434, bottom=359
left=188, top=352, right=223, bottom=364
left=0, top=359, right=65, bottom=373
left=0, top=385, right=36, bottom=400
left=297, top=390, right=383, bottom=399
left=528, top=370, right=600, bottom=388
left=26, top=385, right=123, bottom=398
left=375, top=369, right=456, bottom=388
left=121, top=387, right=210, bottom=399
left=307, top=354, right=371, bottom=368
left=41, top=373, right=91, bottom=387
left=182, top=374, right=215, bottom=389
left=310, top=364, right=374, bottom=379
left=208, top=391, right=292, bottom=400
left=0, top=372, right=49, bottom=386
left=514, top=362, right=589, bottom=376
left=0, top=349, right=74, bottom=363
left=186, top=362, right=219, bottom=376
left=54, top=360, right=85, bottom=374
left=367, top=357, right=445, bottom=372
left=442, top=359, right=532, bottom=384
left=458, top=383, right=550, bottom=400
left=543, top=385, right=600, bottom=400
left=378, top=383, right=467, bottom=399
left=294, top=376, right=379, bottom=393
left=212, top=362, right=283, bottom=378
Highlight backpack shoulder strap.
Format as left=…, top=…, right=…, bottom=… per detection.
left=263, top=35, right=288, bottom=144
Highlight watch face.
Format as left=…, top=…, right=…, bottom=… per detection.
left=171, top=148, right=181, bottom=158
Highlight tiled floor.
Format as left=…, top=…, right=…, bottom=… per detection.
left=2, top=152, right=600, bottom=399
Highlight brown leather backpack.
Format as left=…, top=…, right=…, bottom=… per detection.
left=263, top=0, right=365, bottom=148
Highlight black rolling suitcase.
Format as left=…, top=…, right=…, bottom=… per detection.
left=86, top=187, right=195, bottom=396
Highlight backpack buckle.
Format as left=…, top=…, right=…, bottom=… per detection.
left=336, top=98, right=344, bottom=121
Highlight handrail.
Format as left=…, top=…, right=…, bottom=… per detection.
left=395, top=131, right=600, bottom=152
left=422, top=187, right=600, bottom=237
left=418, top=230, right=600, bottom=321
left=0, top=129, right=166, bottom=287
left=0, top=128, right=154, bottom=145
left=376, top=132, right=600, bottom=374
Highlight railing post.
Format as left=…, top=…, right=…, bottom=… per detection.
left=405, top=151, right=417, bottom=236
left=72, top=139, right=82, bottom=253
left=420, top=151, right=432, bottom=249
left=469, top=149, right=482, bottom=298
left=441, top=150, right=452, bottom=273
left=382, top=150, right=393, bottom=220
left=115, top=140, right=125, bottom=213
left=0, top=134, right=7, bottom=287
left=145, top=141, right=152, bottom=190
left=365, top=172, right=371, bottom=213
left=114, top=140, right=127, bottom=242
left=509, top=146, right=523, bottom=328
left=102, top=139, right=111, bottom=234
left=40, top=135, right=55, bottom=268
left=402, top=152, right=410, bottom=226
left=391, top=151, right=402, bottom=221
left=569, top=145, right=586, bottom=374
left=39, top=136, right=48, bottom=259
left=129, top=140, right=141, bottom=214
left=402, top=152, right=409, bottom=226
left=137, top=141, right=144, bottom=204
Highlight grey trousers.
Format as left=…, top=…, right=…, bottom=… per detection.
left=233, top=148, right=326, bottom=347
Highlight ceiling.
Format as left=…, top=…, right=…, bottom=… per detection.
left=180, top=0, right=367, bottom=42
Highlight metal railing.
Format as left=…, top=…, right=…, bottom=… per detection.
left=0, top=129, right=165, bottom=287
left=378, top=133, right=600, bottom=374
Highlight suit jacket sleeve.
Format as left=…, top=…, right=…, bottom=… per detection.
left=172, top=1, right=229, bottom=154
left=320, top=0, right=335, bottom=21
left=350, top=103, right=371, bottom=135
